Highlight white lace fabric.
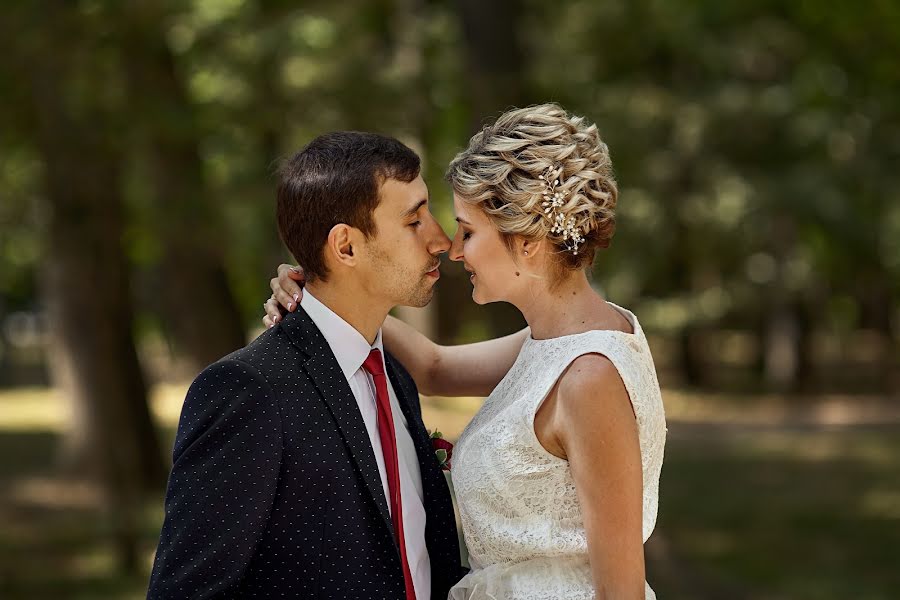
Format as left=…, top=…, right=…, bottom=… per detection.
left=449, top=303, right=666, bottom=600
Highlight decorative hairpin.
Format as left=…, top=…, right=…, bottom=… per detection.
left=540, top=166, right=585, bottom=255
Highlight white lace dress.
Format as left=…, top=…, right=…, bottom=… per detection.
left=448, top=303, right=666, bottom=600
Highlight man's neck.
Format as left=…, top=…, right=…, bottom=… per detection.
left=304, top=281, right=390, bottom=346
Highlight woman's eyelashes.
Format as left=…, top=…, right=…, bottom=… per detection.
left=463, top=230, right=472, bottom=241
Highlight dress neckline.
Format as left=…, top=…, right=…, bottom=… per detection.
left=525, top=301, right=640, bottom=343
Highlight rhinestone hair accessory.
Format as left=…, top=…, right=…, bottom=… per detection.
left=540, top=166, right=585, bottom=255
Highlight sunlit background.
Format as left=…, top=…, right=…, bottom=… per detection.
left=1, top=1, right=898, bottom=598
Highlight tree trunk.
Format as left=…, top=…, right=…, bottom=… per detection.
left=121, top=2, right=246, bottom=374
left=449, top=0, right=530, bottom=341
left=763, top=216, right=805, bottom=392
left=668, top=212, right=706, bottom=387
left=857, top=269, right=897, bottom=394
left=457, top=0, right=528, bottom=131
left=26, top=5, right=166, bottom=572
left=677, top=326, right=705, bottom=389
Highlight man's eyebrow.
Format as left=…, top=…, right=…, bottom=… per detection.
left=401, top=199, right=428, bottom=218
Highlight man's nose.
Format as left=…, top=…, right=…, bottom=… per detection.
left=430, top=223, right=452, bottom=255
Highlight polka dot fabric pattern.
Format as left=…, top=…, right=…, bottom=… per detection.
left=147, top=308, right=463, bottom=599
left=449, top=303, right=666, bottom=600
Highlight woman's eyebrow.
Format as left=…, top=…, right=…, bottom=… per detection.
left=455, top=216, right=471, bottom=225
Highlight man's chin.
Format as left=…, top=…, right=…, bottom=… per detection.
left=405, top=285, right=435, bottom=308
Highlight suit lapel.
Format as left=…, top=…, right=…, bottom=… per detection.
left=385, top=357, right=440, bottom=484
left=283, top=309, right=395, bottom=544
left=385, top=355, right=453, bottom=530
left=281, top=307, right=460, bottom=585
left=385, top=354, right=462, bottom=593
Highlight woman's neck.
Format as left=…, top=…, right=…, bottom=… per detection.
left=516, top=271, right=608, bottom=340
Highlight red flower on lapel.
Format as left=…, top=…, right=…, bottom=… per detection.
left=427, top=429, right=453, bottom=471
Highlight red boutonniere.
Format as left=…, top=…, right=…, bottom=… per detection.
left=427, top=429, right=453, bottom=471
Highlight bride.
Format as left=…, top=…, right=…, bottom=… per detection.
left=264, top=103, right=666, bottom=599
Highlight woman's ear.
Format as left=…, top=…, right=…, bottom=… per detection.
left=325, top=224, right=358, bottom=267
left=519, top=237, right=544, bottom=259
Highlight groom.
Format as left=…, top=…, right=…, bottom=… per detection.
left=147, top=131, right=462, bottom=598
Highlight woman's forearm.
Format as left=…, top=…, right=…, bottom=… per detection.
left=383, top=315, right=529, bottom=397
left=382, top=315, right=441, bottom=395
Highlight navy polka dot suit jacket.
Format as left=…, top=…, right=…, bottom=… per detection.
left=147, top=307, right=463, bottom=599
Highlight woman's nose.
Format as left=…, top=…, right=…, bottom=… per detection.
left=449, top=234, right=463, bottom=262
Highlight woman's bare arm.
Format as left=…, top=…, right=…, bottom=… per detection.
left=556, top=354, right=646, bottom=598
left=263, top=263, right=528, bottom=397
left=383, top=315, right=528, bottom=397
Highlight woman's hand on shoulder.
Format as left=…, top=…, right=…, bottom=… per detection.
left=263, top=264, right=306, bottom=328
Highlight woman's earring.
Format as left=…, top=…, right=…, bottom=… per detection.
left=524, top=250, right=529, bottom=256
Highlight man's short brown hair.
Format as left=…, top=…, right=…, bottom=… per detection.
left=276, top=131, right=420, bottom=282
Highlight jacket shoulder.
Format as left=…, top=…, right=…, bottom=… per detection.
left=215, top=325, right=300, bottom=374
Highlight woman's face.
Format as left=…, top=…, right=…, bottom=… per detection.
left=449, top=193, right=525, bottom=305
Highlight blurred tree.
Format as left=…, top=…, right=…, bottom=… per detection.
left=1, top=0, right=897, bottom=404
left=3, top=1, right=166, bottom=572
left=442, top=0, right=531, bottom=340
left=119, top=1, right=246, bottom=373
left=456, top=0, right=528, bottom=130
left=527, top=0, right=899, bottom=391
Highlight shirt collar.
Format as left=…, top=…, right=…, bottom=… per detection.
left=300, top=289, right=384, bottom=382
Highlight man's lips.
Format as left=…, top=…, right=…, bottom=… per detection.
left=425, top=264, right=441, bottom=278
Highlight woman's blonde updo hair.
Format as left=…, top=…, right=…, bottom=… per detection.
left=446, top=103, right=617, bottom=274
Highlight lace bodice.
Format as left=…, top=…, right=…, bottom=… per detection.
left=449, top=303, right=666, bottom=600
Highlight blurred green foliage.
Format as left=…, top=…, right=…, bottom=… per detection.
left=1, top=0, right=898, bottom=346
left=0, top=2, right=898, bottom=597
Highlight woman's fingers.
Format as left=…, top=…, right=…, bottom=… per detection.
left=285, top=264, right=306, bottom=281
left=266, top=288, right=288, bottom=315
left=277, top=264, right=306, bottom=304
left=269, top=276, right=299, bottom=313
left=269, top=264, right=304, bottom=310
left=263, top=296, right=285, bottom=328
left=264, top=264, right=306, bottom=328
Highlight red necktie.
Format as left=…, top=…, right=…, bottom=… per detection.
left=362, top=349, right=416, bottom=600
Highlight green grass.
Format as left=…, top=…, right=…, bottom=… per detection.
left=1, top=386, right=898, bottom=599
left=649, top=426, right=900, bottom=599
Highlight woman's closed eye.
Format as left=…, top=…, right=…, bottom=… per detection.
left=463, top=231, right=472, bottom=241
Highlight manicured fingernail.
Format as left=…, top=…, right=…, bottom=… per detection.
left=288, top=302, right=294, bottom=311
left=293, top=293, right=300, bottom=303
left=273, top=315, right=279, bottom=323
left=291, top=267, right=300, bottom=274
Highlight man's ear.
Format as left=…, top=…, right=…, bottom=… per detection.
left=325, top=224, right=359, bottom=267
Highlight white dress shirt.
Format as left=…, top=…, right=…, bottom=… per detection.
left=300, top=290, right=430, bottom=599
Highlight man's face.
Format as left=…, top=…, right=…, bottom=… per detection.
left=359, top=175, right=451, bottom=307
